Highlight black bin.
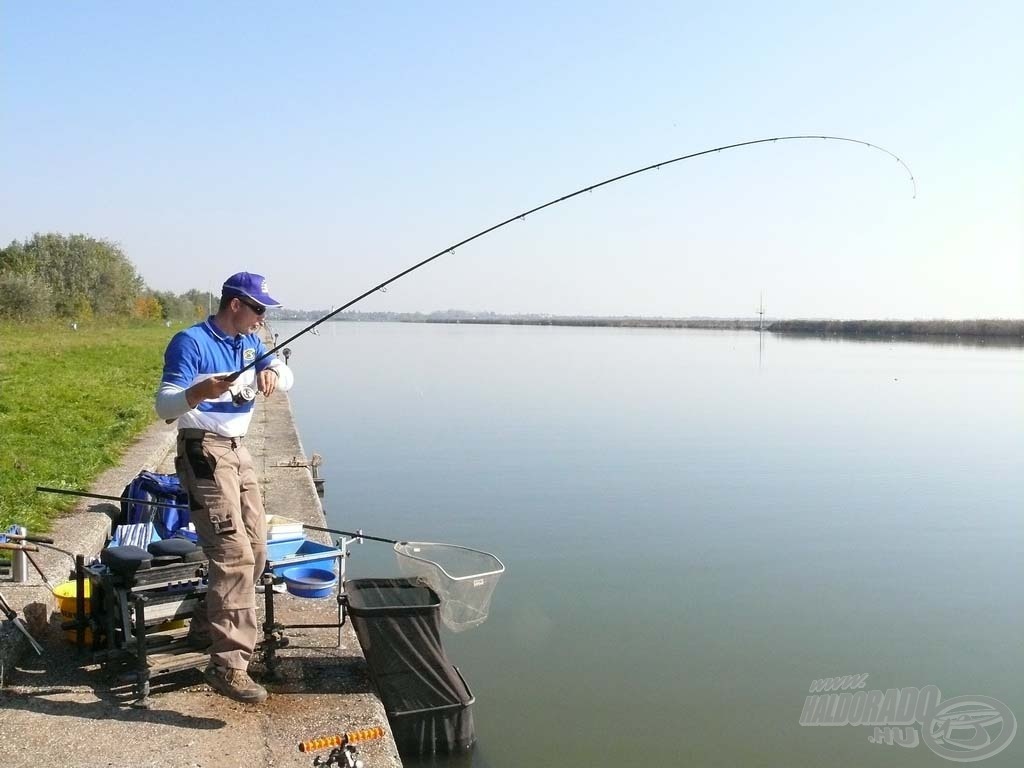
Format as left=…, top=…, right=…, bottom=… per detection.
left=345, top=577, right=475, bottom=756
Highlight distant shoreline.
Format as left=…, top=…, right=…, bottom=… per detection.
left=270, top=312, right=1024, bottom=341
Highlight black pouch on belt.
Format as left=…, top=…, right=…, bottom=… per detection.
left=184, top=438, right=216, bottom=480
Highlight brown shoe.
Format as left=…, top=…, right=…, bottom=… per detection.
left=203, top=664, right=268, bottom=704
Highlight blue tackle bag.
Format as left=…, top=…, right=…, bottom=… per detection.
left=120, top=471, right=191, bottom=539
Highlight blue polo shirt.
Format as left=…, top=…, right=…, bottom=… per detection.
left=161, top=317, right=273, bottom=437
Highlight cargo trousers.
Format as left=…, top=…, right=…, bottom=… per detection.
left=175, top=429, right=267, bottom=670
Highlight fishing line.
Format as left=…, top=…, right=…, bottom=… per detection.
left=231, top=134, right=915, bottom=379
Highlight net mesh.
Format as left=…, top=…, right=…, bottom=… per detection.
left=393, top=542, right=505, bottom=632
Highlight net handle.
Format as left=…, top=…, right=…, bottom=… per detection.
left=302, top=524, right=402, bottom=545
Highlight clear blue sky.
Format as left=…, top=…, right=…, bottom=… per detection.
left=2, top=1, right=1021, bottom=318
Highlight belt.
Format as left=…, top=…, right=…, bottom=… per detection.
left=178, top=429, right=245, bottom=447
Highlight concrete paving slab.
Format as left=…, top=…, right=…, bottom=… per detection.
left=0, top=377, right=403, bottom=768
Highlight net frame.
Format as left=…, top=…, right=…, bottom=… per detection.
left=393, top=542, right=505, bottom=632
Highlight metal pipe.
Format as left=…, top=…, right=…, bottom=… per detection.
left=9, top=526, right=28, bottom=583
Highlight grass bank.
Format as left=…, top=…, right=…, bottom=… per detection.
left=0, top=320, right=176, bottom=532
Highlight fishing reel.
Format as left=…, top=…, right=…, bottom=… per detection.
left=230, top=384, right=257, bottom=406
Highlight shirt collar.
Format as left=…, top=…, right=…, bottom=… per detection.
left=203, top=316, right=235, bottom=343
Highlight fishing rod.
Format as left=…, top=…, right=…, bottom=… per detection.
left=0, top=591, right=44, bottom=656
left=232, top=134, right=915, bottom=380
left=35, top=486, right=189, bottom=510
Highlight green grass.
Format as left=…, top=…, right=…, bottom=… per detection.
left=0, top=319, right=177, bottom=533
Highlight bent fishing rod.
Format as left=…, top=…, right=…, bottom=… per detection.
left=233, top=134, right=915, bottom=380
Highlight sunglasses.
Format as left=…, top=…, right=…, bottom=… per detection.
left=236, top=297, right=266, bottom=316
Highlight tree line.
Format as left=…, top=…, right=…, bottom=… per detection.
left=274, top=310, right=1024, bottom=339
left=768, top=318, right=1023, bottom=338
left=0, top=233, right=215, bottom=322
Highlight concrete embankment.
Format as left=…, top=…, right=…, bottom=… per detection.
left=0, top=386, right=402, bottom=768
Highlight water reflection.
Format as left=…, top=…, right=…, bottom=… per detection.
left=276, top=320, right=1024, bottom=768
left=770, top=329, right=1024, bottom=349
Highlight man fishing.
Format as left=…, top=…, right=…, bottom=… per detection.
left=155, top=271, right=294, bottom=704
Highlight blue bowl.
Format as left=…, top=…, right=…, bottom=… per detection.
left=282, top=566, right=338, bottom=598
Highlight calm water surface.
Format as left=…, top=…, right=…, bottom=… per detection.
left=275, top=321, right=1023, bottom=768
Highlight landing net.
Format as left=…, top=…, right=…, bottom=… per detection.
left=393, top=542, right=505, bottom=632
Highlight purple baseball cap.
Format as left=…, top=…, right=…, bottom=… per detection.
left=221, top=272, right=283, bottom=308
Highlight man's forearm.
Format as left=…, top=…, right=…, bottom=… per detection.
left=155, top=384, right=191, bottom=420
